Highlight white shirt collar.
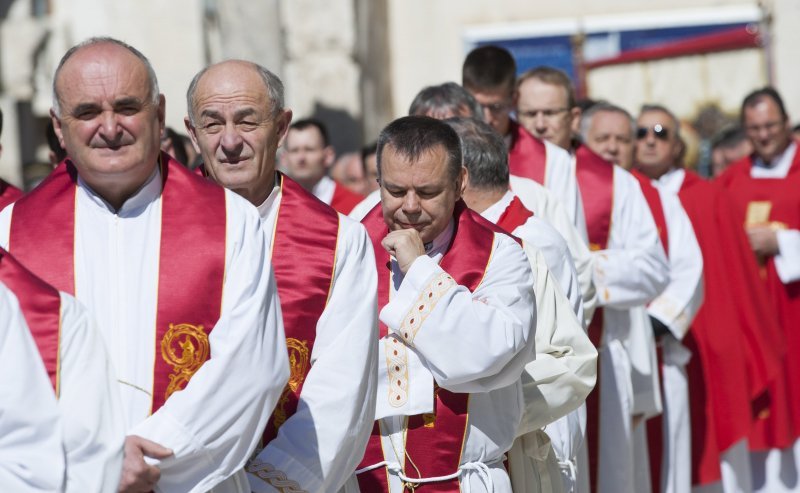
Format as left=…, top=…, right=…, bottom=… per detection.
left=480, top=190, right=515, bottom=224
left=752, top=141, right=797, bottom=178
left=77, top=165, right=161, bottom=216
left=654, top=167, right=685, bottom=195
left=311, top=175, right=336, bottom=205
left=426, top=218, right=455, bottom=256
left=256, top=173, right=283, bottom=221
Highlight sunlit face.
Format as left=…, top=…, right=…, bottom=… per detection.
left=585, top=110, right=635, bottom=170
left=743, top=98, right=792, bottom=164
left=52, top=43, right=165, bottom=199
left=283, top=126, right=334, bottom=189
left=516, top=78, right=577, bottom=150
left=635, top=110, right=682, bottom=178
left=186, top=61, right=291, bottom=205
left=379, top=143, right=464, bottom=244
left=468, top=87, right=515, bottom=136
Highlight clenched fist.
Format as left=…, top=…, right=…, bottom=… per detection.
left=382, top=229, right=426, bottom=274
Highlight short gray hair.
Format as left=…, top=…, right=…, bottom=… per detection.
left=444, top=117, right=508, bottom=191
left=186, top=61, right=285, bottom=125
left=580, top=101, right=636, bottom=142
left=408, top=82, right=483, bottom=121
left=52, top=37, right=160, bottom=117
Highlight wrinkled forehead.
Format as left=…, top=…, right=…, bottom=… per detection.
left=57, top=45, right=148, bottom=96
left=593, top=110, right=633, bottom=134
left=194, top=63, right=271, bottom=109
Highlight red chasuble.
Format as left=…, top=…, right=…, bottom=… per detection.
left=262, top=173, right=339, bottom=444
left=358, top=201, right=503, bottom=492
left=330, top=181, right=364, bottom=215
left=496, top=195, right=534, bottom=234
left=574, top=145, right=614, bottom=491
left=0, top=179, right=23, bottom=210
left=7, top=153, right=227, bottom=413
left=507, top=120, right=548, bottom=184
left=718, top=150, right=800, bottom=450
left=0, top=248, right=61, bottom=394
left=677, top=170, right=786, bottom=483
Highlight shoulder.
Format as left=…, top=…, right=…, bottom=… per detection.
left=543, top=139, right=572, bottom=167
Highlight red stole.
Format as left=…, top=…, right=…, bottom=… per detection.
left=330, top=181, right=364, bottom=215
left=508, top=120, right=548, bottom=184
left=574, top=145, right=615, bottom=491
left=717, top=151, right=800, bottom=449
left=358, top=201, right=498, bottom=492
left=8, top=153, right=227, bottom=413
left=0, top=248, right=61, bottom=393
left=262, top=173, right=339, bottom=444
left=496, top=195, right=534, bottom=234
left=632, top=170, right=669, bottom=255
left=0, top=179, right=23, bottom=211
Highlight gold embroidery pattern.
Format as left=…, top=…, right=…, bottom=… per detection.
left=386, top=335, right=409, bottom=407
left=161, top=323, right=209, bottom=400
left=398, top=272, right=455, bottom=345
left=272, top=339, right=310, bottom=430
left=246, top=459, right=307, bottom=493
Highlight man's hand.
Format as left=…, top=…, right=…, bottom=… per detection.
left=118, top=435, right=173, bottom=493
left=746, top=225, right=780, bottom=258
left=382, top=229, right=426, bottom=274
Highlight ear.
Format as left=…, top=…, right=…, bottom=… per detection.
left=275, top=109, right=293, bottom=149
left=457, top=166, right=467, bottom=197
left=323, top=145, right=336, bottom=168
left=184, top=117, right=202, bottom=154
left=50, top=108, right=67, bottom=149
left=157, top=94, right=166, bottom=134
left=570, top=106, right=582, bottom=134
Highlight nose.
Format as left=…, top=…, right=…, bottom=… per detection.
left=402, top=192, right=421, bottom=215
left=220, top=123, right=244, bottom=155
left=98, top=111, right=122, bottom=142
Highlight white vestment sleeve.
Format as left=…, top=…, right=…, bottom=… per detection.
left=510, top=176, right=597, bottom=327
left=380, top=234, right=536, bottom=393
left=130, top=199, right=290, bottom=493
left=58, top=292, right=125, bottom=493
left=0, top=283, right=65, bottom=492
left=775, top=229, right=800, bottom=283
left=517, top=246, right=597, bottom=435
left=248, top=218, right=378, bottom=493
left=593, top=169, right=670, bottom=308
left=647, top=191, right=704, bottom=340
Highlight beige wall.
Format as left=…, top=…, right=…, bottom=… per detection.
left=385, top=0, right=800, bottom=123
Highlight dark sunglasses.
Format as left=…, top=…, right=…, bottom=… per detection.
left=636, top=124, right=669, bottom=141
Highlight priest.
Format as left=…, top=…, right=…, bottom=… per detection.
left=185, top=59, right=379, bottom=493
left=352, top=115, right=536, bottom=492
left=718, top=87, right=800, bottom=493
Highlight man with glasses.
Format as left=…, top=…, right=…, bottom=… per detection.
left=461, top=47, right=586, bottom=235
left=718, top=87, right=800, bottom=493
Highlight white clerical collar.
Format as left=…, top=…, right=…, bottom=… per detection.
left=256, top=172, right=283, bottom=221
left=654, top=167, right=685, bottom=195
left=77, top=164, right=161, bottom=216
left=752, top=141, right=797, bottom=179
left=311, top=175, right=336, bottom=205
left=426, top=218, right=455, bottom=257
left=480, top=190, right=515, bottom=224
